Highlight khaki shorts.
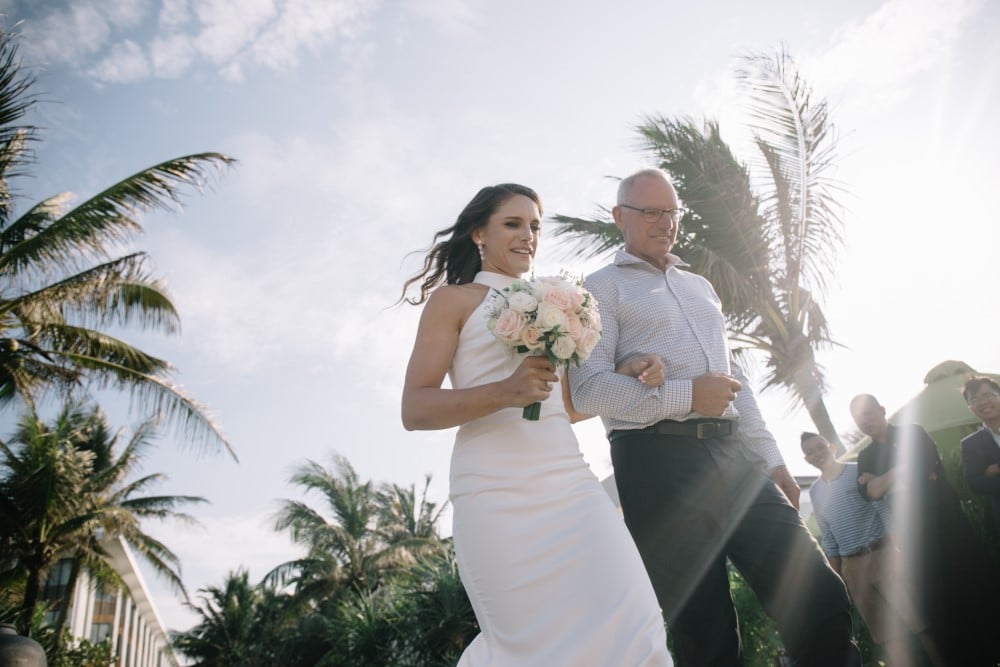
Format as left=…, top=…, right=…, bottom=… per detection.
left=840, top=545, right=929, bottom=644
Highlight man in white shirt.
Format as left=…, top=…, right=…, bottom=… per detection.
left=570, top=168, right=859, bottom=666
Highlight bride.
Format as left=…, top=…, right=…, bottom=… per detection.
left=400, top=183, right=672, bottom=665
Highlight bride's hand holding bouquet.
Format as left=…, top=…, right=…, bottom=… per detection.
left=486, top=272, right=602, bottom=420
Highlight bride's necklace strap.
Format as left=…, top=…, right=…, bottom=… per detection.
left=473, top=271, right=519, bottom=290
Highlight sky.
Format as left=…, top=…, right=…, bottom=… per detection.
left=3, top=0, right=999, bottom=634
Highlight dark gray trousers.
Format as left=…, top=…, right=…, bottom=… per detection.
left=611, top=432, right=860, bottom=667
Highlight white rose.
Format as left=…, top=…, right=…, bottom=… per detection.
left=551, top=334, right=577, bottom=360
left=535, top=301, right=568, bottom=331
left=507, top=290, right=539, bottom=314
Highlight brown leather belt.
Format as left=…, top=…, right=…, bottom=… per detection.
left=845, top=536, right=888, bottom=558
left=609, top=419, right=737, bottom=442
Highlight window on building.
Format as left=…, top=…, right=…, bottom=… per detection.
left=92, top=586, right=116, bottom=618
left=91, top=622, right=112, bottom=643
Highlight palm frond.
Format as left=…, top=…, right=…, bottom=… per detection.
left=48, top=348, right=233, bottom=459
left=735, top=46, right=845, bottom=297
left=5, top=252, right=180, bottom=333
left=0, top=153, right=234, bottom=277
left=547, top=209, right=620, bottom=260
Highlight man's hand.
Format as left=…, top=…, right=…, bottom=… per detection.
left=691, top=372, right=742, bottom=417
left=616, top=353, right=665, bottom=387
left=770, top=465, right=801, bottom=510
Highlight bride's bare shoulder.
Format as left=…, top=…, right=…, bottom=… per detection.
left=423, top=283, right=489, bottom=320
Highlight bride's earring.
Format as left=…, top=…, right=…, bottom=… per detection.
left=477, top=243, right=485, bottom=264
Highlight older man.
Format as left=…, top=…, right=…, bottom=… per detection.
left=570, top=167, right=859, bottom=666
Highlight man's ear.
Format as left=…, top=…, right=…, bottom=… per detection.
left=611, top=206, right=625, bottom=233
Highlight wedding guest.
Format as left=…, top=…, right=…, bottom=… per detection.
left=802, top=432, right=932, bottom=666
left=961, top=376, right=1000, bottom=535
left=851, top=393, right=1000, bottom=666
left=569, top=167, right=859, bottom=666
left=400, top=183, right=672, bottom=665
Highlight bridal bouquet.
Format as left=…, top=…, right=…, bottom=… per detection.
left=486, top=272, right=602, bottom=420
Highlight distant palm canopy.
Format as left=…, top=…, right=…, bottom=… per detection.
left=553, top=47, right=846, bottom=450
left=0, top=28, right=235, bottom=457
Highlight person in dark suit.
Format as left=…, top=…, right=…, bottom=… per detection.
left=961, top=376, right=1000, bottom=535
left=851, top=393, right=1000, bottom=667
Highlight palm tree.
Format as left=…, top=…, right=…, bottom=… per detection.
left=553, top=47, right=846, bottom=449
left=172, top=569, right=298, bottom=667
left=376, top=474, right=448, bottom=557
left=270, top=455, right=409, bottom=598
left=0, top=27, right=234, bottom=456
left=0, top=400, right=206, bottom=636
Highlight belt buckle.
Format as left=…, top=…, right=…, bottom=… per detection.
left=696, top=422, right=719, bottom=439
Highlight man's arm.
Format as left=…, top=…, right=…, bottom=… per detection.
left=858, top=469, right=894, bottom=500
left=570, top=273, right=691, bottom=424
left=963, top=435, right=1000, bottom=496
left=730, top=357, right=785, bottom=470
left=728, top=357, right=798, bottom=506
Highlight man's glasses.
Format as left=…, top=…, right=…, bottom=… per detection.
left=968, top=391, right=1000, bottom=405
left=619, top=204, right=687, bottom=224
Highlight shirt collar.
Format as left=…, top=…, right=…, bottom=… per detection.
left=613, top=248, right=689, bottom=271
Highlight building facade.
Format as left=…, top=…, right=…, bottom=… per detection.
left=43, top=536, right=179, bottom=667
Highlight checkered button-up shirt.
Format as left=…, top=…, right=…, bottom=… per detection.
left=569, top=249, right=785, bottom=470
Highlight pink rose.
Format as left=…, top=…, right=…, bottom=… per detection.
left=492, top=309, right=525, bottom=342
left=577, top=327, right=601, bottom=357
left=544, top=287, right=575, bottom=311
left=564, top=313, right=583, bottom=339
left=520, top=325, right=545, bottom=351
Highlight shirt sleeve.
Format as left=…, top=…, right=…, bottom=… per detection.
left=570, top=271, right=693, bottom=425
left=730, top=356, right=785, bottom=470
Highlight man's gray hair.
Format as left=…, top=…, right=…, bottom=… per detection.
left=617, top=168, right=673, bottom=205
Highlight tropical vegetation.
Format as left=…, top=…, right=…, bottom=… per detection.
left=552, top=47, right=847, bottom=449
left=0, top=400, right=204, bottom=654
left=0, top=27, right=234, bottom=458
left=172, top=455, right=471, bottom=666
left=0, top=21, right=233, bottom=660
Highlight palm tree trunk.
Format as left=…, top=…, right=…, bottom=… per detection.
left=17, top=561, right=41, bottom=636
left=794, top=372, right=845, bottom=456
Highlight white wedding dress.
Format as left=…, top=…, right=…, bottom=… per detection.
left=449, top=271, right=672, bottom=666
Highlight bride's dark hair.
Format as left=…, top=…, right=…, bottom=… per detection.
left=400, top=183, right=541, bottom=305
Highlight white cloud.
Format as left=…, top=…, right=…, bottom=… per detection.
left=19, top=1, right=113, bottom=65
left=403, top=0, right=481, bottom=39
left=86, top=38, right=151, bottom=83
left=15, top=0, right=380, bottom=84
left=251, top=0, right=372, bottom=70
left=191, top=0, right=274, bottom=67
left=150, top=31, right=196, bottom=77
left=808, top=0, right=983, bottom=108
left=103, top=0, right=154, bottom=30
left=158, top=0, right=191, bottom=31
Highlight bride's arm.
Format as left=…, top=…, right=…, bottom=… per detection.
left=563, top=353, right=664, bottom=423
left=401, top=287, right=555, bottom=431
